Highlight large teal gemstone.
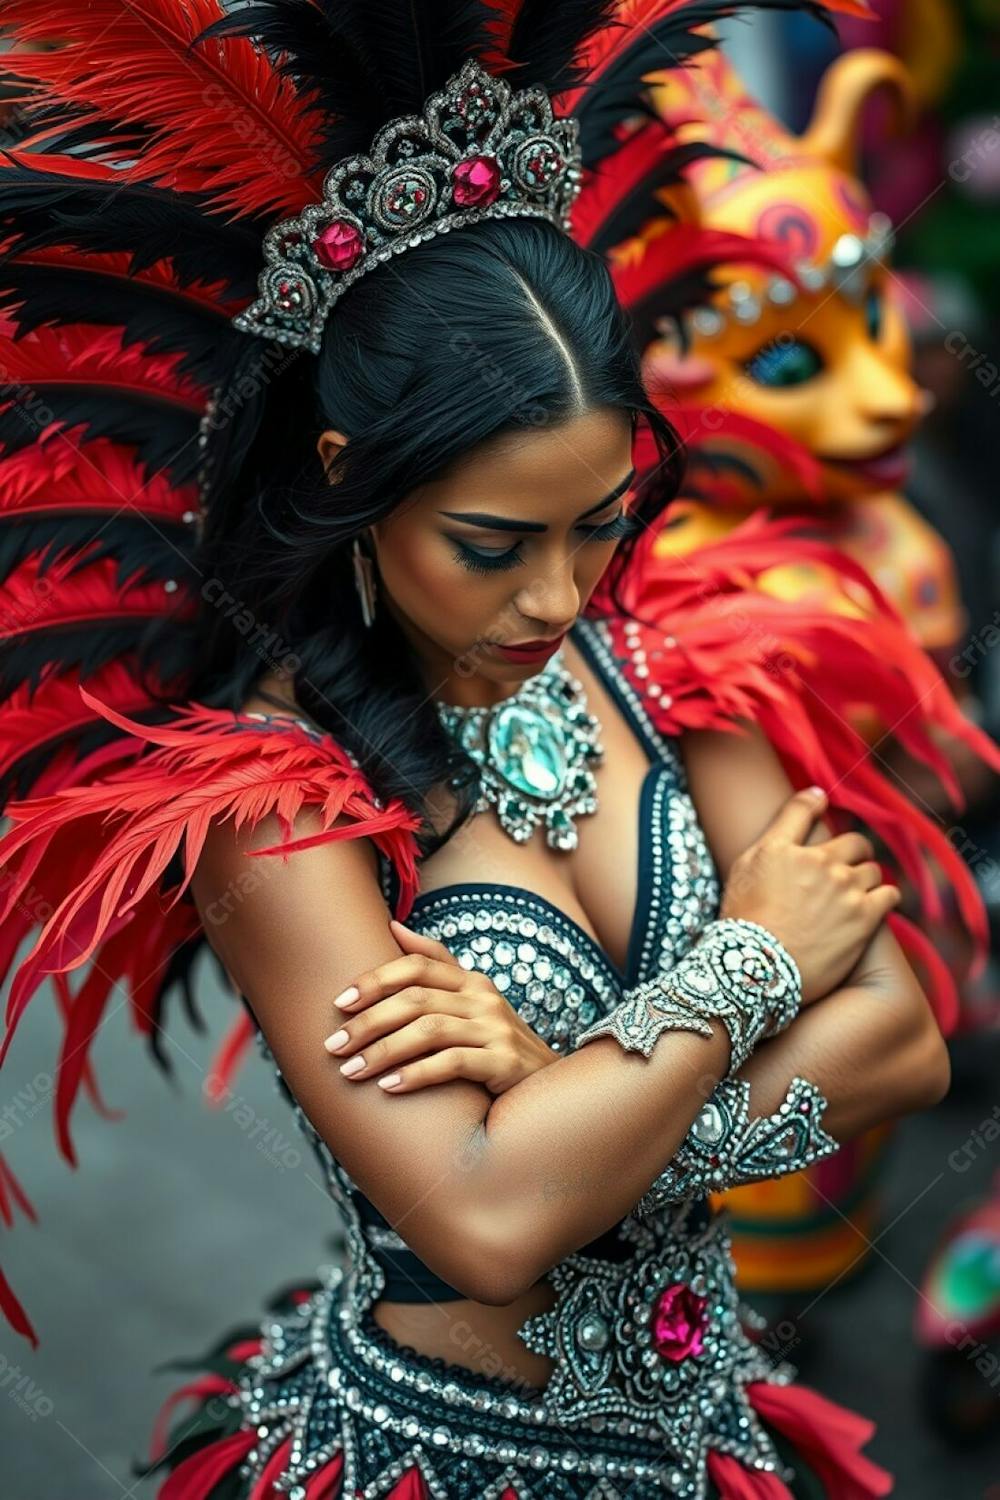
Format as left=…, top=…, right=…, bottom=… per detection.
left=489, top=702, right=567, bottom=799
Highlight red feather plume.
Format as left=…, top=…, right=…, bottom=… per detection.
left=0, top=435, right=200, bottom=525
left=1, top=552, right=197, bottom=643
left=609, top=223, right=802, bottom=312
left=1, top=0, right=327, bottom=220
left=0, top=324, right=206, bottom=417
left=571, top=120, right=703, bottom=250
left=590, top=501, right=1000, bottom=1030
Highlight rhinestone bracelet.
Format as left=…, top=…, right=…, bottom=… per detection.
left=574, top=917, right=801, bottom=1074
left=633, top=1074, right=838, bottom=1215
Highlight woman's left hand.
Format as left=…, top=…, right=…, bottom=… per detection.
left=322, top=918, right=558, bottom=1095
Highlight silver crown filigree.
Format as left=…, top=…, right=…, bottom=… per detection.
left=233, top=58, right=584, bottom=354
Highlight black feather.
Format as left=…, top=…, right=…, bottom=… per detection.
left=0, top=391, right=201, bottom=485
left=0, top=262, right=243, bottom=392
left=0, top=618, right=193, bottom=701
left=507, top=0, right=621, bottom=91
left=0, top=515, right=195, bottom=589
left=0, top=164, right=262, bottom=299
left=197, top=0, right=499, bottom=168
left=586, top=140, right=753, bottom=252
left=575, top=0, right=837, bottom=166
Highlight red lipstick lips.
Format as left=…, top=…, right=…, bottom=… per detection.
left=494, top=633, right=566, bottom=663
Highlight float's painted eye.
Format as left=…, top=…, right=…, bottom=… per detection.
left=744, top=339, right=823, bottom=388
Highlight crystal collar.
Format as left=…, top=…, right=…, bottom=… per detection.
left=433, top=646, right=604, bottom=850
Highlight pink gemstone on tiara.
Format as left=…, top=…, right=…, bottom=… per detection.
left=312, top=220, right=365, bottom=271
left=452, top=155, right=501, bottom=207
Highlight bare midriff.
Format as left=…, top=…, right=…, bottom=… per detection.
left=373, top=1280, right=558, bottom=1393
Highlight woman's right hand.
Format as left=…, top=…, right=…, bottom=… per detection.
left=719, top=786, right=901, bottom=1004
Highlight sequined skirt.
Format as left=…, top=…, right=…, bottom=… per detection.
left=136, top=1264, right=894, bottom=1499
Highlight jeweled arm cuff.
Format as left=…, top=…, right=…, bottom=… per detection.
left=574, top=917, right=802, bottom=1074
left=633, top=1074, right=838, bottom=1215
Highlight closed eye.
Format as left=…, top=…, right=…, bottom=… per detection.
left=449, top=510, right=643, bottom=575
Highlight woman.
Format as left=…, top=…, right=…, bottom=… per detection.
left=0, top=2, right=992, bottom=1497
left=148, top=397, right=947, bottom=1499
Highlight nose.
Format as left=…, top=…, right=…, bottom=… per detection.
left=512, top=558, right=580, bottom=635
left=849, top=343, right=920, bottom=432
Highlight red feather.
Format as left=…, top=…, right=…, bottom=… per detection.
left=479, top=0, right=526, bottom=74
left=588, top=503, right=1000, bottom=1029
left=0, top=434, right=200, bottom=523
left=0, top=324, right=207, bottom=417
left=1, top=0, right=326, bottom=221
left=0, top=690, right=423, bottom=1341
left=0, top=149, right=123, bottom=188
left=52, top=972, right=127, bottom=1124
left=653, top=403, right=826, bottom=503
left=0, top=660, right=165, bottom=780
left=571, top=121, right=692, bottom=249
left=0, top=1156, right=38, bottom=1349
left=609, top=224, right=802, bottom=310
left=0, top=686, right=422, bottom=1087
left=206, top=1009, right=257, bottom=1105
left=0, top=552, right=197, bottom=642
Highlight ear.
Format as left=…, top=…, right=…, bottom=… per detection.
left=317, top=427, right=349, bottom=478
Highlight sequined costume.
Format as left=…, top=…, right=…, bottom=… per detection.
left=4, top=536, right=998, bottom=1494
left=137, top=618, right=890, bottom=1499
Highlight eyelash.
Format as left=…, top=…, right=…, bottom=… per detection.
left=450, top=510, right=642, bottom=575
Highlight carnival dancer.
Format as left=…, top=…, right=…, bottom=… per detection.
left=0, top=3, right=996, bottom=1496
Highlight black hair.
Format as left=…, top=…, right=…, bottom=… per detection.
left=141, top=215, right=684, bottom=858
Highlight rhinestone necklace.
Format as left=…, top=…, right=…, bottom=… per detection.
left=433, top=646, right=604, bottom=850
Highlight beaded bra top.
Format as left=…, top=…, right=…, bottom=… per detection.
left=246, top=614, right=804, bottom=1497
left=360, top=613, right=721, bottom=1297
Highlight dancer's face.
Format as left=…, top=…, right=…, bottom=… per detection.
left=317, top=406, right=637, bottom=706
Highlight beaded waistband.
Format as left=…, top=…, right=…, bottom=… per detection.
left=235, top=1200, right=798, bottom=1500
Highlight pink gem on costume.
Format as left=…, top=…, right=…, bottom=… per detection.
left=452, top=155, right=501, bottom=207
left=650, top=1282, right=708, bottom=1362
left=313, top=221, right=365, bottom=270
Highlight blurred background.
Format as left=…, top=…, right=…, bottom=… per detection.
left=1, top=2, right=999, bottom=1495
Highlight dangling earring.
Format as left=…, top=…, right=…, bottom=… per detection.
left=352, top=533, right=377, bottom=627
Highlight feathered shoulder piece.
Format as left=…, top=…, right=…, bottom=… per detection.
left=588, top=509, right=1000, bottom=1038
left=0, top=689, right=421, bottom=1347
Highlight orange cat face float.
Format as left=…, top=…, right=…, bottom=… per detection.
left=621, top=47, right=962, bottom=656
left=637, top=48, right=924, bottom=508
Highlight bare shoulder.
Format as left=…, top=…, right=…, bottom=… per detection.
left=678, top=717, right=779, bottom=783
left=678, top=719, right=830, bottom=875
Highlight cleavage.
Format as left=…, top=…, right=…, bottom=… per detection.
left=416, top=633, right=654, bottom=978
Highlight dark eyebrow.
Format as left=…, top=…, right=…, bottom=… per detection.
left=438, top=466, right=636, bottom=532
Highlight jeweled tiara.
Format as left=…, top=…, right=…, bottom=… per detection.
left=234, top=57, right=584, bottom=355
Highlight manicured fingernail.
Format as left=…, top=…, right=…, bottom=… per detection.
left=377, top=1073, right=402, bottom=1089
left=807, top=785, right=825, bottom=799
left=334, top=986, right=360, bottom=1007
left=324, top=1029, right=349, bottom=1053
left=339, top=1055, right=365, bottom=1076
